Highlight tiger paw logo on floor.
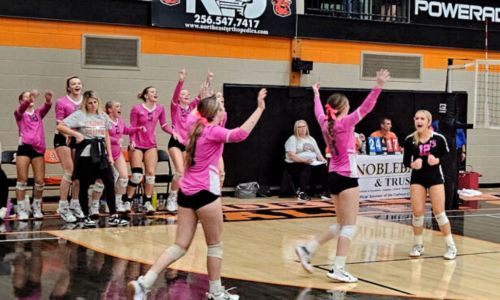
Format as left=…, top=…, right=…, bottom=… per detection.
left=272, top=0, right=292, bottom=17
left=160, top=0, right=180, bottom=6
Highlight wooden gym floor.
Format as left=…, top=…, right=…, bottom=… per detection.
left=0, top=192, right=499, bottom=299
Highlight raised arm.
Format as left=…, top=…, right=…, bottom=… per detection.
left=312, top=83, right=327, bottom=129
left=342, top=69, right=390, bottom=127
left=14, top=97, right=32, bottom=121
left=37, top=90, right=53, bottom=118
left=172, top=68, right=186, bottom=106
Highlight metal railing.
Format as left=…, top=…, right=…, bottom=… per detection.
left=304, top=0, right=410, bottom=23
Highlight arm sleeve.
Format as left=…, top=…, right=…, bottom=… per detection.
left=190, top=96, right=201, bottom=110
left=435, top=135, right=450, bottom=158
left=284, top=136, right=296, bottom=153
left=159, top=107, right=174, bottom=135
left=172, top=80, right=183, bottom=105
left=341, top=88, right=382, bottom=128
left=129, top=107, right=138, bottom=142
left=123, top=125, right=141, bottom=135
left=14, top=101, right=30, bottom=121
left=37, top=102, right=52, bottom=119
left=402, top=136, right=413, bottom=168
left=209, top=126, right=249, bottom=143
left=55, top=100, right=65, bottom=123
left=314, top=95, right=328, bottom=132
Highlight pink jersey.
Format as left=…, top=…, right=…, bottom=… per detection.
left=314, top=88, right=381, bottom=177
left=171, top=80, right=201, bottom=145
left=14, top=101, right=52, bottom=154
left=129, top=103, right=173, bottom=149
left=180, top=124, right=249, bottom=195
left=108, top=117, right=141, bottom=161
left=55, top=95, right=81, bottom=124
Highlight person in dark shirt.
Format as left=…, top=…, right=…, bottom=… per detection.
left=403, top=110, right=457, bottom=260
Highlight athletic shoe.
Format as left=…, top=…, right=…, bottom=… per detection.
left=443, top=245, right=457, bottom=260
left=89, top=201, right=100, bottom=218
left=320, top=192, right=331, bottom=201
left=82, top=217, right=96, bottom=228
left=57, top=203, right=77, bottom=223
left=70, top=201, right=86, bottom=219
left=108, top=214, right=129, bottom=227
left=32, top=200, right=44, bottom=219
left=123, top=201, right=132, bottom=213
left=166, top=193, right=177, bottom=212
left=326, top=267, right=358, bottom=283
left=16, top=202, right=29, bottom=221
left=409, top=244, right=425, bottom=257
left=116, top=200, right=126, bottom=213
left=295, top=246, right=314, bottom=273
left=297, top=192, right=311, bottom=201
left=0, top=207, right=6, bottom=220
left=143, top=201, right=155, bottom=215
left=127, top=278, right=149, bottom=300
left=206, top=287, right=239, bottom=300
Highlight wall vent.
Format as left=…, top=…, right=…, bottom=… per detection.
left=83, top=35, right=140, bottom=69
left=362, top=52, right=422, bottom=81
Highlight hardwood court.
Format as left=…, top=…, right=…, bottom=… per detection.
left=1, top=195, right=500, bottom=299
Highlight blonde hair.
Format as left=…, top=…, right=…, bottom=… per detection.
left=325, top=93, right=349, bottom=155
left=293, top=120, right=310, bottom=138
left=82, top=90, right=101, bottom=114
left=412, top=109, right=433, bottom=144
left=105, top=100, right=119, bottom=115
left=185, top=95, right=221, bottom=167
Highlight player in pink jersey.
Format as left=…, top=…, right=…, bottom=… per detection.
left=105, top=101, right=144, bottom=215
left=124, top=86, right=176, bottom=215
left=128, top=89, right=267, bottom=300
left=54, top=76, right=84, bottom=223
left=295, top=69, right=390, bottom=283
left=14, top=90, right=53, bottom=221
left=166, top=68, right=214, bottom=213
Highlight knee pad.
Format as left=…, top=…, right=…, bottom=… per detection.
left=118, top=177, right=128, bottom=188
left=145, top=175, right=155, bottom=185
left=16, top=181, right=27, bottom=191
left=34, top=182, right=45, bottom=192
left=129, top=171, right=143, bottom=186
left=62, top=172, right=72, bottom=183
left=93, top=183, right=105, bottom=193
left=328, top=223, right=341, bottom=236
left=435, top=212, right=449, bottom=226
left=173, top=172, right=183, bottom=181
left=412, top=215, right=424, bottom=227
left=207, top=243, right=223, bottom=259
left=339, top=225, right=357, bottom=241
left=165, top=244, right=186, bottom=263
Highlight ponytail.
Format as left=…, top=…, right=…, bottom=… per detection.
left=185, top=120, right=205, bottom=167
left=325, top=93, right=348, bottom=155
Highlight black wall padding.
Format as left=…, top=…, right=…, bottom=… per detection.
left=223, top=84, right=467, bottom=188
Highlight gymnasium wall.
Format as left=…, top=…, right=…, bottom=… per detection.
left=0, top=17, right=499, bottom=184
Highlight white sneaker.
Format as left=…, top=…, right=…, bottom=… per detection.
left=82, top=217, right=96, bottom=228
left=443, top=245, right=457, bottom=260
left=409, top=244, right=425, bottom=257
left=144, top=201, right=155, bottom=215
left=32, top=200, right=44, bottom=219
left=295, top=246, right=314, bottom=273
left=206, top=287, right=239, bottom=300
left=57, top=203, right=77, bottom=223
left=123, top=201, right=132, bottom=213
left=116, top=200, right=126, bottom=213
left=70, top=201, right=85, bottom=219
left=16, top=202, right=29, bottom=221
left=89, top=201, right=100, bottom=218
left=326, top=267, right=358, bottom=283
left=0, top=207, right=6, bottom=220
left=127, top=278, right=149, bottom=300
left=108, top=214, right=129, bottom=227
left=166, top=193, right=177, bottom=212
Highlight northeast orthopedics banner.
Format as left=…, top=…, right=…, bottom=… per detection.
left=151, top=0, right=295, bottom=37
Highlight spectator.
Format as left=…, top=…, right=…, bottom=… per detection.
left=284, top=120, right=329, bottom=201
left=381, top=0, right=399, bottom=21
left=343, top=0, right=364, bottom=18
left=370, top=116, right=398, bottom=141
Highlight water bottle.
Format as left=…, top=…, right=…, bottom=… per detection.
left=158, top=194, right=165, bottom=211
left=152, top=192, right=158, bottom=209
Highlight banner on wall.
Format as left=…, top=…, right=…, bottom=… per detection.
left=357, top=155, right=411, bottom=201
left=151, top=0, right=295, bottom=36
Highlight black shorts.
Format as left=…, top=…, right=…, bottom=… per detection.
left=16, top=144, right=43, bottom=159
left=178, top=189, right=219, bottom=211
left=410, top=171, right=444, bottom=189
left=53, top=133, right=76, bottom=149
left=132, top=147, right=156, bottom=154
left=168, top=136, right=186, bottom=152
left=328, top=172, right=359, bottom=195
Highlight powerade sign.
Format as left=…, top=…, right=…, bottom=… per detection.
left=152, top=0, right=295, bottom=37
left=412, top=0, right=500, bottom=28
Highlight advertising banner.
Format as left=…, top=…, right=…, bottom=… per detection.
left=152, top=0, right=295, bottom=37
left=357, top=154, right=411, bottom=200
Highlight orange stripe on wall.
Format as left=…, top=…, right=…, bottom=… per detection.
left=1, top=17, right=500, bottom=69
